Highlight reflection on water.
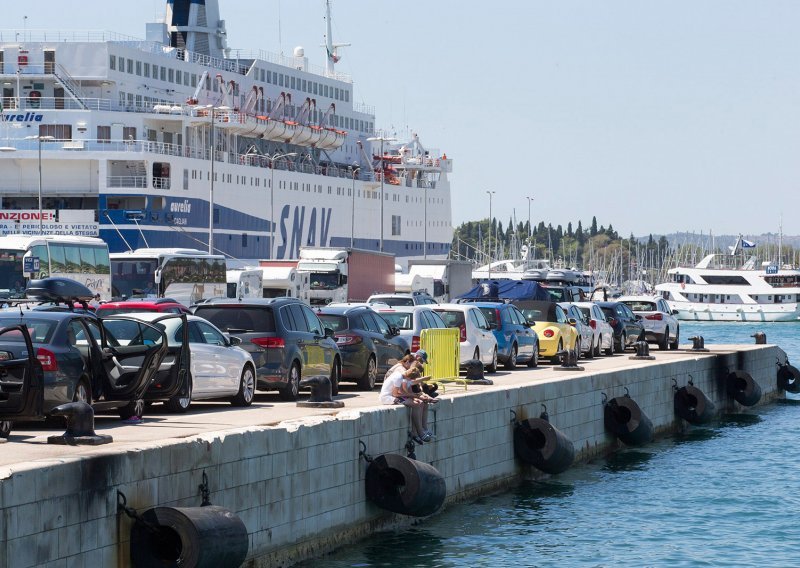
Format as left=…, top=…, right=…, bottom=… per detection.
left=671, top=426, right=721, bottom=445
left=602, top=449, right=654, bottom=472
left=718, top=413, right=763, bottom=427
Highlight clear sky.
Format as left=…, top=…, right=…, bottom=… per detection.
left=4, top=1, right=799, bottom=237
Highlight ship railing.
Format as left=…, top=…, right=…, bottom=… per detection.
left=107, top=176, right=146, bottom=189
left=0, top=30, right=143, bottom=43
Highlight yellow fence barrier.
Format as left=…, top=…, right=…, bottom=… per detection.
left=419, top=328, right=466, bottom=389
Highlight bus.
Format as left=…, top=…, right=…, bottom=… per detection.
left=0, top=235, right=112, bottom=301
left=110, top=248, right=226, bottom=306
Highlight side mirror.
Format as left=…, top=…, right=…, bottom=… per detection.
left=672, top=309, right=678, bottom=316
left=228, top=335, right=242, bottom=346
left=635, top=314, right=643, bottom=321
left=487, top=322, right=497, bottom=330
left=324, top=327, right=335, bottom=338
left=389, top=325, right=400, bottom=336
left=568, top=318, right=577, bottom=326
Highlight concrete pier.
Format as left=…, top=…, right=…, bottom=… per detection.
left=0, top=344, right=786, bottom=567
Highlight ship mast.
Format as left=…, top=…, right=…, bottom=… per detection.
left=324, top=1, right=350, bottom=76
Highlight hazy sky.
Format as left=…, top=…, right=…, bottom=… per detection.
left=5, top=1, right=799, bottom=237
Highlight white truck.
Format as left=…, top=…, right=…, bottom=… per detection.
left=296, top=247, right=395, bottom=305
left=394, top=273, right=435, bottom=296
left=226, top=269, right=264, bottom=299
left=407, top=259, right=474, bottom=303
left=258, top=262, right=311, bottom=302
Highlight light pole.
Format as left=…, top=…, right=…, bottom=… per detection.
left=367, top=135, right=396, bottom=252
left=25, top=135, right=55, bottom=234
left=486, top=190, right=495, bottom=280
left=269, top=151, right=297, bottom=259
left=207, top=106, right=216, bottom=254
left=424, top=183, right=428, bottom=259
left=350, top=164, right=360, bottom=249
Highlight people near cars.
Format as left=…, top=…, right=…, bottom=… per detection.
left=379, top=365, right=436, bottom=444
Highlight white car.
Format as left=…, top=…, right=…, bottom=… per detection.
left=367, top=291, right=437, bottom=307
left=103, top=312, right=257, bottom=411
left=432, top=304, right=499, bottom=372
left=371, top=305, right=449, bottom=353
left=572, top=302, right=615, bottom=356
left=617, top=295, right=680, bottom=350
left=559, top=303, right=594, bottom=359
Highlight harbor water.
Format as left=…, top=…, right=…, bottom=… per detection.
left=306, top=322, right=800, bottom=567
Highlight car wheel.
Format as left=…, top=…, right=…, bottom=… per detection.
left=357, top=355, right=378, bottom=390
left=504, top=344, right=518, bottom=370
left=166, top=376, right=192, bottom=413
left=586, top=338, right=595, bottom=359
left=487, top=348, right=498, bottom=373
left=0, top=421, right=11, bottom=439
left=330, top=358, right=341, bottom=396
left=279, top=362, right=301, bottom=401
left=659, top=329, right=669, bottom=351
left=231, top=366, right=256, bottom=407
left=550, top=340, right=563, bottom=364
left=604, top=335, right=614, bottom=356
left=119, top=398, right=145, bottom=420
left=574, top=338, right=581, bottom=360
left=594, top=338, right=601, bottom=357
left=527, top=345, right=539, bottom=368
left=670, top=327, right=680, bottom=350
left=614, top=332, right=626, bottom=354
left=73, top=378, right=92, bottom=405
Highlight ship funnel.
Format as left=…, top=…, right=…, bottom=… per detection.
left=165, top=0, right=228, bottom=59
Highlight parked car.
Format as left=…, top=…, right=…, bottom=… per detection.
left=0, top=324, right=44, bottom=438
left=618, top=295, right=680, bottom=350
left=572, top=301, right=615, bottom=356
left=102, top=312, right=256, bottom=411
left=96, top=298, right=191, bottom=316
left=595, top=301, right=646, bottom=353
left=513, top=301, right=579, bottom=363
left=0, top=299, right=171, bottom=419
left=192, top=298, right=341, bottom=400
left=470, top=302, right=539, bottom=369
left=370, top=305, right=449, bottom=354
left=432, top=304, right=499, bottom=372
left=315, top=305, right=408, bottom=390
left=367, top=291, right=437, bottom=307
left=559, top=303, right=594, bottom=359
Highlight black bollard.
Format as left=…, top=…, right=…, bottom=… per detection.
left=751, top=332, right=766, bottom=345
left=688, top=336, right=708, bottom=352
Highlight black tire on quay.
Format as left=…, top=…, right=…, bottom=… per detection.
left=513, top=418, right=575, bottom=474
left=727, top=370, right=762, bottom=407
left=365, top=454, right=446, bottom=517
left=130, top=505, right=249, bottom=568
left=604, top=395, right=653, bottom=446
left=674, top=385, right=716, bottom=425
left=778, top=363, right=800, bottom=394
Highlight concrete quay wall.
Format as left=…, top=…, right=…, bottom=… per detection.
left=0, top=345, right=785, bottom=567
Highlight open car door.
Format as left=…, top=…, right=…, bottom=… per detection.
left=136, top=314, right=190, bottom=403
left=93, top=317, right=170, bottom=404
left=0, top=324, right=45, bottom=437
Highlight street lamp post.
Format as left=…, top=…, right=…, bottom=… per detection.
left=269, top=151, right=297, bottom=259
left=526, top=195, right=534, bottom=250
left=366, top=135, right=396, bottom=252
left=208, top=109, right=215, bottom=254
left=350, top=164, right=360, bottom=249
left=487, top=190, right=495, bottom=280
left=25, top=134, right=55, bottom=234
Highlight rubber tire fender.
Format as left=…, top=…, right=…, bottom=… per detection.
left=365, top=453, right=446, bottom=517
left=674, top=384, right=715, bottom=425
left=778, top=363, right=800, bottom=394
left=727, top=370, right=762, bottom=407
left=513, top=417, right=575, bottom=474
left=604, top=395, right=654, bottom=446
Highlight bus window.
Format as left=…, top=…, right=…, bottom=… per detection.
left=79, top=246, right=96, bottom=274
left=49, top=244, right=66, bottom=273
left=30, top=244, right=50, bottom=278
left=64, top=244, right=81, bottom=273
left=94, top=247, right=110, bottom=274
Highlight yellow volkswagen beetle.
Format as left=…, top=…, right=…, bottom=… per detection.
left=514, top=301, right=579, bottom=363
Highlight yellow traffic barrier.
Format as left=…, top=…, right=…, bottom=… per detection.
left=419, top=328, right=466, bottom=390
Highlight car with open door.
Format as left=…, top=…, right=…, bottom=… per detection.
left=0, top=324, right=45, bottom=438
left=0, top=278, right=175, bottom=420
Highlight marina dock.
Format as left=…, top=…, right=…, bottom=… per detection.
left=0, top=342, right=787, bottom=567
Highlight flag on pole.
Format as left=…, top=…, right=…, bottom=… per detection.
left=741, top=239, right=756, bottom=248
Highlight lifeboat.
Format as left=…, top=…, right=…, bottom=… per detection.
left=373, top=154, right=402, bottom=164
left=289, top=121, right=314, bottom=146
left=317, top=128, right=346, bottom=150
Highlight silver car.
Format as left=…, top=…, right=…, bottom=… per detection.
left=371, top=305, right=449, bottom=353
left=618, top=295, right=680, bottom=350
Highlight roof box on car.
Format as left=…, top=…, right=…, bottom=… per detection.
left=25, top=277, right=94, bottom=303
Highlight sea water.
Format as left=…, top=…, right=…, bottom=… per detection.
left=306, top=322, right=800, bottom=567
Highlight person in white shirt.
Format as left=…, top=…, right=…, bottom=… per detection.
left=378, top=366, right=436, bottom=443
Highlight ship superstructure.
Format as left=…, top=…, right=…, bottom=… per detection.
left=0, top=0, right=453, bottom=266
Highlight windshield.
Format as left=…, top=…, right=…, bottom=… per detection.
left=0, top=249, right=26, bottom=299
left=318, top=314, right=348, bottom=332
left=309, top=273, right=340, bottom=290
left=0, top=317, right=57, bottom=343
left=379, top=312, right=413, bottom=330
left=98, top=307, right=158, bottom=316
left=111, top=259, right=159, bottom=298
left=194, top=306, right=275, bottom=333
left=378, top=297, right=414, bottom=307
left=622, top=301, right=657, bottom=312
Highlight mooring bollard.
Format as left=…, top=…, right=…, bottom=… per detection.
left=688, top=336, right=708, bottom=352
left=629, top=340, right=655, bottom=360
left=554, top=349, right=584, bottom=371
left=752, top=332, right=766, bottom=345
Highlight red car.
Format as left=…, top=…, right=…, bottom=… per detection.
left=96, top=298, right=191, bottom=316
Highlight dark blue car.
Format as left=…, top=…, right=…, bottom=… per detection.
left=471, top=302, right=539, bottom=369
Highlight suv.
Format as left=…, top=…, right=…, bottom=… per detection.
left=97, top=298, right=191, bottom=316
left=618, top=295, right=680, bottom=350
left=192, top=298, right=341, bottom=401
left=367, top=291, right=437, bottom=307
left=469, top=302, right=539, bottom=369
left=595, top=301, right=646, bottom=353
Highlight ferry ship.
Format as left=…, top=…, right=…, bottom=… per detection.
left=0, top=0, right=453, bottom=267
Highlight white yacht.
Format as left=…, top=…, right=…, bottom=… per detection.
left=655, top=253, right=800, bottom=322
left=0, top=1, right=453, bottom=267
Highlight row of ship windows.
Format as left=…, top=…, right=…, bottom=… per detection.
left=685, top=293, right=797, bottom=304
left=185, top=169, right=450, bottom=228
left=206, top=233, right=449, bottom=250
